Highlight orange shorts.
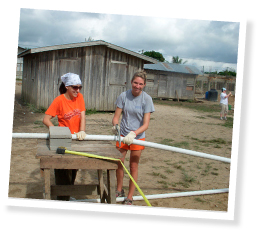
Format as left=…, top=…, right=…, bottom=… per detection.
left=116, top=136, right=145, bottom=151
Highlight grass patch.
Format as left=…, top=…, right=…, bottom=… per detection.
left=34, top=120, right=43, bottom=125
left=191, top=137, right=227, bottom=149
left=151, top=172, right=160, bottom=177
left=222, top=117, right=234, bottom=128
left=174, top=141, right=190, bottom=149
left=173, top=163, right=183, bottom=170
left=26, top=103, right=46, bottom=113
left=201, top=163, right=212, bottom=176
left=194, top=197, right=206, bottom=203
left=157, top=180, right=169, bottom=188
left=150, top=172, right=168, bottom=179
left=160, top=139, right=174, bottom=146
left=153, top=99, right=219, bottom=113
left=183, top=171, right=196, bottom=183
left=165, top=169, right=174, bottom=174
left=160, top=139, right=191, bottom=150
left=195, top=116, right=206, bottom=119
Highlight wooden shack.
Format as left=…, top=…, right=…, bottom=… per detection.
left=144, top=63, right=202, bottom=100
left=17, top=46, right=26, bottom=79
left=18, top=40, right=158, bottom=111
left=195, top=74, right=236, bottom=95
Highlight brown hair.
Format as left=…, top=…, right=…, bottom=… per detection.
left=59, top=82, right=67, bottom=94
left=131, top=70, right=147, bottom=84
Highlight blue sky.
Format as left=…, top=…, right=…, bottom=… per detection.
left=18, top=8, right=240, bottom=73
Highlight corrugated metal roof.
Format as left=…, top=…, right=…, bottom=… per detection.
left=17, top=40, right=158, bottom=64
left=144, top=62, right=202, bottom=75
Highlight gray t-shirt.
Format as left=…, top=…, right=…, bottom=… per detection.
left=115, top=89, right=155, bottom=139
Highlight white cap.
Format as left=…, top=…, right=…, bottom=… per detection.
left=222, top=87, right=226, bottom=91
left=61, top=73, right=82, bottom=86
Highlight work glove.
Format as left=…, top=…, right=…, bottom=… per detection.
left=75, top=131, right=87, bottom=140
left=112, top=125, right=120, bottom=135
left=123, top=131, right=136, bottom=145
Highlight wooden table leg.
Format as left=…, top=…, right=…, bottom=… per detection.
left=97, top=170, right=106, bottom=203
left=43, top=169, right=51, bottom=200
left=107, top=169, right=116, bottom=204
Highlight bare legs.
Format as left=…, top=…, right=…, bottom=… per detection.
left=116, top=148, right=142, bottom=200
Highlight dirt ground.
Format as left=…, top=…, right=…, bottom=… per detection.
left=9, top=82, right=233, bottom=212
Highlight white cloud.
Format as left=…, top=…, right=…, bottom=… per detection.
left=18, top=9, right=240, bottom=71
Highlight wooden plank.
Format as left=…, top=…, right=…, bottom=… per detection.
left=51, top=184, right=99, bottom=196
left=176, top=90, right=179, bottom=102
left=36, top=140, right=122, bottom=159
left=44, top=169, right=51, bottom=200
left=98, top=170, right=106, bottom=203
left=40, top=157, right=118, bottom=170
left=107, top=169, right=116, bottom=204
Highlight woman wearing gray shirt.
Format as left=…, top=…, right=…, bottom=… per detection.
left=112, top=71, right=155, bottom=205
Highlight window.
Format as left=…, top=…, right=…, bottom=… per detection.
left=109, top=60, right=127, bottom=86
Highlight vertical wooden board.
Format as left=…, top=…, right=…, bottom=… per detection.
left=93, top=46, right=101, bottom=110
left=91, top=45, right=105, bottom=110
left=158, top=75, right=167, bottom=98
left=103, top=48, right=109, bottom=111
left=99, top=48, right=107, bottom=111
left=174, top=74, right=182, bottom=98
left=107, top=170, right=116, bottom=204
left=44, top=169, right=51, bottom=200
left=98, top=46, right=107, bottom=110
left=44, top=53, right=50, bottom=108
left=85, top=47, right=93, bottom=109
left=47, top=53, right=52, bottom=108
left=167, top=76, right=174, bottom=98
left=33, top=55, right=39, bottom=106
left=52, top=51, right=58, bottom=105
left=82, top=47, right=89, bottom=109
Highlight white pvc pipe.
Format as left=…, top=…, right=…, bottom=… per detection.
left=12, top=133, right=50, bottom=139
left=72, top=135, right=231, bottom=163
left=12, top=133, right=231, bottom=163
left=73, top=188, right=229, bottom=203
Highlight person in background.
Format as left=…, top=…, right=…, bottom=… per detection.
left=220, top=87, right=232, bottom=120
left=43, top=72, right=86, bottom=200
left=112, top=70, right=155, bottom=205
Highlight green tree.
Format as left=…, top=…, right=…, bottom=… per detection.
left=172, top=56, right=187, bottom=64
left=218, top=69, right=236, bottom=77
left=143, top=51, right=165, bottom=62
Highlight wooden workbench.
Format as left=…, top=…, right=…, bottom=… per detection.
left=36, top=140, right=121, bottom=203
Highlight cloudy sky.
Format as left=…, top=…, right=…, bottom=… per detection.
left=18, top=8, right=240, bottom=73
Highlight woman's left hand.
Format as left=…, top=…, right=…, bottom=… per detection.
left=75, top=131, right=87, bottom=140
left=123, top=131, right=136, bottom=145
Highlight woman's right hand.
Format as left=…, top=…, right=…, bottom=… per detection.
left=112, top=125, right=120, bottom=134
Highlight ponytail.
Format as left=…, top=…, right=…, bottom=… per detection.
left=59, top=82, right=67, bottom=94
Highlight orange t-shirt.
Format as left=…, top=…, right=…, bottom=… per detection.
left=45, top=93, right=86, bottom=134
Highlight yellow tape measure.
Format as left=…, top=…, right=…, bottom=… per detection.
left=61, top=148, right=152, bottom=207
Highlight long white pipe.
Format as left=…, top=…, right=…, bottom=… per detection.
left=12, top=133, right=50, bottom=139
left=73, top=188, right=229, bottom=203
left=12, top=133, right=231, bottom=163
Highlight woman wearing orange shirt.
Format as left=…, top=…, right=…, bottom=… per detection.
left=43, top=72, right=86, bottom=200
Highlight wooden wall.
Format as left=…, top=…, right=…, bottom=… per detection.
left=22, top=45, right=145, bottom=111
left=144, top=69, right=197, bottom=100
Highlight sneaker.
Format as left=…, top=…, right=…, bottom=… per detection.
left=122, top=198, right=133, bottom=205
left=220, top=117, right=223, bottom=120
left=116, top=189, right=125, bottom=197
left=224, top=117, right=227, bottom=120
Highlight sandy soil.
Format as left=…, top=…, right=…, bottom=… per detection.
left=9, top=82, right=233, bottom=211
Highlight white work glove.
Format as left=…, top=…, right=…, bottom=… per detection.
left=75, top=131, right=87, bottom=140
left=112, top=125, right=120, bottom=134
left=123, top=131, right=136, bottom=145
